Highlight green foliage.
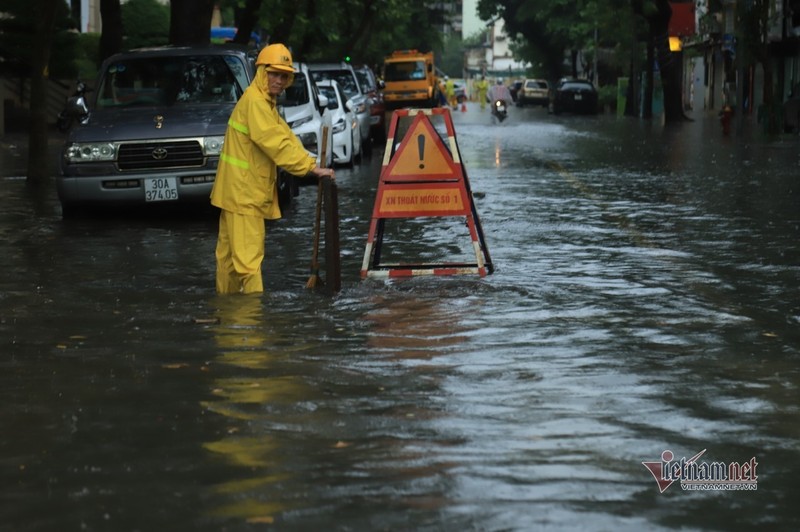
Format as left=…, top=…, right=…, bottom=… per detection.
left=477, top=0, right=640, bottom=81
left=596, top=83, right=617, bottom=112
left=437, top=34, right=466, bottom=77
left=213, top=0, right=445, bottom=67
left=0, top=0, right=79, bottom=77
left=122, top=0, right=170, bottom=49
left=76, top=33, right=102, bottom=80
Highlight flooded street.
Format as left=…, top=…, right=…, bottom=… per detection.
left=2, top=106, right=799, bottom=531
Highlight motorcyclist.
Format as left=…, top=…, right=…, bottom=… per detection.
left=487, top=78, right=512, bottom=107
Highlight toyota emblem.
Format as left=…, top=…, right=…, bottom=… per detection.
left=151, top=147, right=168, bottom=160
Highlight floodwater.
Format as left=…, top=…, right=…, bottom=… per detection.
left=1, top=105, right=798, bottom=531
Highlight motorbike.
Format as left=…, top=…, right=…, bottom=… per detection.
left=492, top=99, right=508, bottom=123
left=56, top=81, right=91, bottom=132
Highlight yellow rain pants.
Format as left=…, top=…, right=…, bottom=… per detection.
left=215, top=210, right=266, bottom=294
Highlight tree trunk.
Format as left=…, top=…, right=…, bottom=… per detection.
left=650, top=0, right=686, bottom=123
left=26, top=0, right=58, bottom=187
left=233, top=0, right=263, bottom=46
left=98, top=0, right=122, bottom=63
left=169, top=0, right=215, bottom=46
left=643, top=39, right=654, bottom=118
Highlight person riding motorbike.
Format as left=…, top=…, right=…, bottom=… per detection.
left=487, top=78, right=513, bottom=107
left=487, top=78, right=512, bottom=121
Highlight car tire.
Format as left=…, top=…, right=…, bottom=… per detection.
left=60, top=203, right=76, bottom=218
left=346, top=131, right=356, bottom=168
left=277, top=171, right=293, bottom=211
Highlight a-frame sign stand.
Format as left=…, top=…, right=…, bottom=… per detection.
left=361, top=108, right=493, bottom=279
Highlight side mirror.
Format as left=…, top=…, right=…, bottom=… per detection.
left=317, top=93, right=329, bottom=110
left=378, top=79, right=385, bottom=90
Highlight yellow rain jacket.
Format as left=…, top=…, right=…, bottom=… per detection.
left=210, top=67, right=316, bottom=220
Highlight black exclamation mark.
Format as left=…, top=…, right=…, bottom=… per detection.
left=417, top=134, right=425, bottom=169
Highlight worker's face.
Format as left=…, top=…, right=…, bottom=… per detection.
left=267, top=70, right=290, bottom=96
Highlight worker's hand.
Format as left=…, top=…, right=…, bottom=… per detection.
left=312, top=166, right=335, bottom=181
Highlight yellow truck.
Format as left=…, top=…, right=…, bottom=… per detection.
left=382, top=50, right=439, bottom=109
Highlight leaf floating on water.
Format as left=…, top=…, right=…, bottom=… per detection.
left=69, top=335, right=88, bottom=340
left=162, top=363, right=189, bottom=369
left=56, top=344, right=68, bottom=350
left=333, top=441, right=351, bottom=449
left=246, top=516, right=274, bottom=524
left=193, top=317, right=220, bottom=325
left=762, top=331, right=778, bottom=338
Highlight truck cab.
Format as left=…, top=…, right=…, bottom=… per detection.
left=382, top=50, right=438, bottom=110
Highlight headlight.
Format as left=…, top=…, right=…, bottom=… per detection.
left=332, top=119, right=346, bottom=134
left=353, top=102, right=367, bottom=114
left=290, top=116, right=312, bottom=128
left=297, top=132, right=316, bottom=147
left=203, top=136, right=224, bottom=155
left=64, top=142, right=117, bottom=163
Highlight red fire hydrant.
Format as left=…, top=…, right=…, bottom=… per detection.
left=720, top=105, right=733, bottom=136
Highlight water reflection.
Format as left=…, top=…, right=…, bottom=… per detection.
left=362, top=291, right=471, bottom=360
left=202, top=295, right=298, bottom=523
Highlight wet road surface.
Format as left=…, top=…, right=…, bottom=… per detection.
left=1, top=106, right=799, bottom=531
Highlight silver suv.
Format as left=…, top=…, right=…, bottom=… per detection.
left=57, top=45, right=254, bottom=216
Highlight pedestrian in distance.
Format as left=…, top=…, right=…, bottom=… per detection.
left=438, top=76, right=448, bottom=107
left=444, top=76, right=457, bottom=110
left=210, top=43, right=335, bottom=295
left=474, top=75, right=489, bottom=111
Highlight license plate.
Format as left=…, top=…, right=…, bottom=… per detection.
left=574, top=94, right=583, bottom=101
left=144, top=177, right=178, bottom=202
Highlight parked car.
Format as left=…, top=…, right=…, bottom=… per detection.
left=353, top=64, right=386, bottom=143
left=315, top=79, right=362, bottom=166
left=277, top=62, right=333, bottom=203
left=278, top=62, right=332, bottom=166
left=510, top=80, right=524, bottom=102
left=57, top=45, right=255, bottom=216
left=551, top=78, right=599, bottom=115
left=309, top=62, right=371, bottom=150
left=517, top=78, right=550, bottom=107
left=453, top=80, right=467, bottom=103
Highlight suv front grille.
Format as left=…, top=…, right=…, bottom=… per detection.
left=118, top=140, right=204, bottom=171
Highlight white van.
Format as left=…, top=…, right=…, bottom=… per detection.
left=276, top=62, right=333, bottom=205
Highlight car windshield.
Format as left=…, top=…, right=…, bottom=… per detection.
left=282, top=73, right=310, bottom=106
left=355, top=70, right=374, bottom=92
left=310, top=70, right=359, bottom=99
left=562, top=82, right=593, bottom=91
left=96, top=55, right=247, bottom=108
left=316, top=85, right=339, bottom=109
left=384, top=61, right=426, bottom=82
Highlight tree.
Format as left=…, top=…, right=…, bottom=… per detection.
left=0, top=0, right=75, bottom=184
left=736, top=0, right=779, bottom=133
left=26, top=0, right=60, bottom=186
left=216, top=0, right=444, bottom=67
left=99, top=0, right=123, bottom=63
left=643, top=0, right=688, bottom=123
left=169, top=0, right=215, bottom=46
left=231, top=0, right=263, bottom=47
left=122, top=0, right=170, bottom=49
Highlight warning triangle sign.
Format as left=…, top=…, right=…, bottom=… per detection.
left=384, top=113, right=460, bottom=181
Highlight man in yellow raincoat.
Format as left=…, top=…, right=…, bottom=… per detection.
left=474, top=75, right=489, bottom=110
left=444, top=76, right=457, bottom=109
left=211, top=43, right=335, bottom=294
